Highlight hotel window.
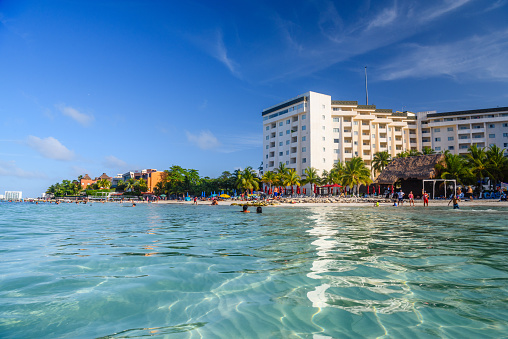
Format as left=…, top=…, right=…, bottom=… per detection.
left=265, top=126, right=269, bottom=130
left=504, top=133, right=508, bottom=137
left=302, top=114, right=306, bottom=119
left=435, top=128, right=440, bottom=132
left=503, top=123, right=508, bottom=127
left=302, top=136, right=306, bottom=141
left=354, top=131, right=358, bottom=135
left=435, top=146, right=441, bottom=151
left=372, top=134, right=375, bottom=138
left=286, top=140, right=290, bottom=145
left=334, top=139, right=339, bottom=143
left=286, top=151, right=289, bottom=155
left=279, top=152, right=283, bottom=156
left=266, top=136, right=269, bottom=140
left=322, top=137, right=325, bottom=141
left=302, top=147, right=306, bottom=152
left=447, top=127, right=453, bottom=131
left=389, top=137, right=392, bottom=141
left=333, top=128, right=340, bottom=133
left=286, top=130, right=290, bottom=134
left=334, top=149, right=339, bottom=153
left=448, top=146, right=454, bottom=150
left=266, top=154, right=268, bottom=158
left=323, top=147, right=326, bottom=152
left=354, top=121, right=358, bottom=125
left=445, top=118, right=454, bottom=121
left=323, top=158, right=326, bottom=163
left=489, top=124, right=495, bottom=128
left=286, top=161, right=289, bottom=165
left=354, top=141, right=357, bottom=145
left=448, top=137, right=454, bottom=141
left=286, top=119, right=290, bottom=124
left=388, top=127, right=392, bottom=132
left=460, top=145, right=468, bottom=149
left=333, top=118, right=340, bottom=122
left=322, top=115, right=325, bottom=120
left=265, top=145, right=269, bottom=149
left=302, top=125, right=306, bottom=130
left=505, top=143, right=508, bottom=147
left=279, top=142, right=283, bottom=146
left=489, top=134, right=495, bottom=138
left=302, top=158, right=306, bottom=163
left=322, top=126, right=325, bottom=130
left=279, top=122, right=283, bottom=126
left=435, top=137, right=441, bottom=142
left=279, top=132, right=283, bottom=136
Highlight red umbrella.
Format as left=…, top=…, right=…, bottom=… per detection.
left=303, top=188, right=306, bottom=194
left=297, top=186, right=300, bottom=194
left=391, top=185, right=394, bottom=193
left=378, top=186, right=381, bottom=194
left=291, top=186, right=294, bottom=194
left=367, top=186, right=370, bottom=194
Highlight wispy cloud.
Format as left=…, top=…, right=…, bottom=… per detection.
left=212, top=30, right=240, bottom=77
left=0, top=160, right=47, bottom=179
left=186, top=130, right=221, bottom=150
left=418, top=0, right=472, bottom=23
left=56, top=104, right=94, bottom=127
left=103, top=155, right=128, bottom=169
left=378, top=30, right=508, bottom=81
left=366, top=6, right=398, bottom=30
left=485, top=0, right=507, bottom=12
left=26, top=136, right=75, bottom=161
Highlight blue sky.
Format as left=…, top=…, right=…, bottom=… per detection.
left=1, top=0, right=508, bottom=197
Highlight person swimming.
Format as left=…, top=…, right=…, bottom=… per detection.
left=256, top=206, right=262, bottom=213
left=242, top=205, right=250, bottom=213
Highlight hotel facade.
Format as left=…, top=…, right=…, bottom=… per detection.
left=418, top=107, right=508, bottom=156
left=262, top=91, right=420, bottom=178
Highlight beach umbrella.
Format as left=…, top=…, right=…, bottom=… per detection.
left=291, top=186, right=294, bottom=195
left=297, top=186, right=300, bottom=194
left=378, top=186, right=381, bottom=194
left=367, top=186, right=369, bottom=194
left=303, top=188, right=306, bottom=194
left=391, top=185, right=394, bottom=193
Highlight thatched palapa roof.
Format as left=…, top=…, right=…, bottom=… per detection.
left=375, top=154, right=445, bottom=184
left=82, top=174, right=92, bottom=180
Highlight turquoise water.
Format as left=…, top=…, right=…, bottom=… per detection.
left=1, top=202, right=508, bottom=338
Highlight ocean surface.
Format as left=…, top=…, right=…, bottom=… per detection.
left=1, top=202, right=508, bottom=338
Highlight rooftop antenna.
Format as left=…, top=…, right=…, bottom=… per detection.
left=365, top=66, right=369, bottom=105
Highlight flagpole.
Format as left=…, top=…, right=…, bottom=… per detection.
left=365, top=66, right=369, bottom=105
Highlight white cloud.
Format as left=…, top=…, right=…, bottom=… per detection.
left=418, top=0, right=472, bottom=23
left=26, top=136, right=75, bottom=161
left=366, top=6, right=398, bottom=30
left=212, top=30, right=240, bottom=77
left=56, top=104, right=94, bottom=127
left=103, top=155, right=128, bottom=169
left=379, top=30, right=508, bottom=81
left=185, top=130, right=221, bottom=150
left=0, top=160, right=47, bottom=179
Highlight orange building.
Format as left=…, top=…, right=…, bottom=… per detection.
left=80, top=174, right=95, bottom=189
left=146, top=171, right=165, bottom=193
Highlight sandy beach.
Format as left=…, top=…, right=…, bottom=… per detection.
left=146, top=198, right=508, bottom=208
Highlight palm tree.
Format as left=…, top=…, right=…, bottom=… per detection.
left=340, top=157, right=372, bottom=195
left=125, top=178, right=137, bottom=192
left=395, top=150, right=409, bottom=158
left=283, top=169, right=301, bottom=195
left=436, top=153, right=472, bottom=185
left=422, top=146, right=436, bottom=155
left=261, top=171, right=276, bottom=193
left=466, top=144, right=491, bottom=193
left=275, top=162, right=289, bottom=187
left=486, top=145, right=508, bottom=187
left=372, top=151, right=391, bottom=177
left=236, top=166, right=259, bottom=195
left=97, top=179, right=111, bottom=189
left=408, top=149, right=422, bottom=157
left=301, top=167, right=320, bottom=196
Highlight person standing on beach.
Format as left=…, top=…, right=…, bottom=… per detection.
left=193, top=197, right=197, bottom=205
left=408, top=191, right=415, bottom=207
left=397, top=189, right=404, bottom=206
left=423, top=191, right=429, bottom=206
left=448, top=195, right=460, bottom=209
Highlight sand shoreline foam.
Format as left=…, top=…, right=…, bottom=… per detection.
left=147, top=198, right=507, bottom=208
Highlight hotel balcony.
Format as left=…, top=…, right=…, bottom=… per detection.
left=410, top=142, right=418, bottom=147
left=361, top=134, right=370, bottom=140
left=458, top=138, right=471, bottom=143
left=362, top=145, right=371, bottom=150
left=458, top=129, right=471, bottom=134
left=343, top=132, right=352, bottom=138
left=379, top=138, right=387, bottom=143
left=342, top=122, right=353, bottom=128
left=471, top=137, right=486, bottom=143
left=394, top=131, right=402, bottom=136
left=361, top=124, right=370, bottom=130
left=471, top=127, right=485, bottom=133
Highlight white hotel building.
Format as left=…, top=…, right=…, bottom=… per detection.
left=262, top=91, right=420, bottom=178
left=418, top=107, right=508, bottom=156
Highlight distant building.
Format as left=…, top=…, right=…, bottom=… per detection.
left=80, top=174, right=95, bottom=189
left=121, top=169, right=164, bottom=193
left=5, top=191, right=22, bottom=201
left=418, top=107, right=508, bottom=156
